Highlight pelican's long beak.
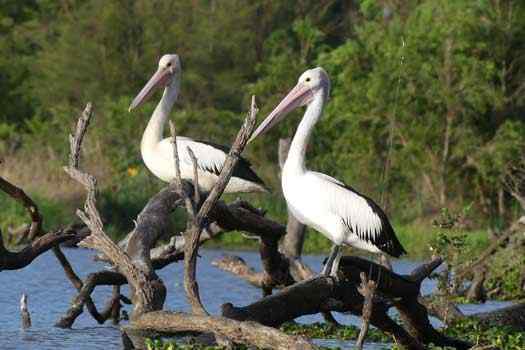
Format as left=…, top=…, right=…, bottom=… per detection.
left=129, top=67, right=173, bottom=112
left=249, top=82, right=313, bottom=142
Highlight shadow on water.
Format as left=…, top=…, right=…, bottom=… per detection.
left=0, top=248, right=513, bottom=350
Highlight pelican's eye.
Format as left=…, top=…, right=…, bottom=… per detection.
left=305, top=77, right=311, bottom=82
left=167, top=62, right=172, bottom=67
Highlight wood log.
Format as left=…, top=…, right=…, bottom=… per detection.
left=20, top=294, right=31, bottom=329
left=222, top=256, right=471, bottom=350
left=128, top=311, right=316, bottom=350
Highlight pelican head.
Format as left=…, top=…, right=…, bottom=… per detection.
left=129, top=54, right=181, bottom=111
left=249, top=67, right=331, bottom=142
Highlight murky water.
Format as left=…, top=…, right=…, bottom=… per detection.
left=0, top=248, right=512, bottom=349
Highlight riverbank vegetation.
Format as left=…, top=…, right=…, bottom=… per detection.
left=145, top=319, right=525, bottom=350
left=0, top=1, right=524, bottom=348
left=2, top=0, right=525, bottom=232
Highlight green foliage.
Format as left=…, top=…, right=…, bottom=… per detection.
left=280, top=322, right=391, bottom=343
left=1, top=0, right=525, bottom=262
left=145, top=338, right=246, bottom=350
left=440, top=318, right=525, bottom=350
left=484, top=248, right=525, bottom=300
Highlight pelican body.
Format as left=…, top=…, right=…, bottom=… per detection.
left=129, top=54, right=266, bottom=193
left=250, top=67, right=406, bottom=276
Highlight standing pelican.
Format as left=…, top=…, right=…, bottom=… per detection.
left=129, top=54, right=266, bottom=193
left=249, top=67, right=406, bottom=276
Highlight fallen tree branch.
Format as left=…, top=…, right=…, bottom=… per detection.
left=127, top=311, right=316, bottom=350
left=0, top=176, right=42, bottom=240
left=56, top=270, right=127, bottom=328
left=356, top=272, right=377, bottom=349
left=222, top=256, right=470, bottom=350
left=0, top=228, right=85, bottom=271
left=65, top=103, right=166, bottom=320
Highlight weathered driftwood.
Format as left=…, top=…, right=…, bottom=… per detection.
left=62, top=101, right=313, bottom=349
left=127, top=311, right=315, bottom=350
left=56, top=270, right=128, bottom=328
left=0, top=150, right=124, bottom=328
left=65, top=103, right=168, bottom=322
left=222, top=256, right=472, bottom=350
left=58, top=194, right=288, bottom=328
left=0, top=175, right=42, bottom=240
left=0, top=174, right=88, bottom=271
left=356, top=272, right=377, bottom=350
left=0, top=227, right=84, bottom=271
left=20, top=294, right=31, bottom=329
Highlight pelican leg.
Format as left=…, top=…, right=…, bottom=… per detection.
left=321, top=245, right=341, bottom=276
left=329, top=247, right=343, bottom=277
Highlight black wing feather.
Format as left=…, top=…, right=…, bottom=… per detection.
left=334, top=181, right=407, bottom=258
left=193, top=139, right=267, bottom=188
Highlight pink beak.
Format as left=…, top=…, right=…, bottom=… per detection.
left=129, top=67, right=173, bottom=111
left=249, top=82, right=313, bottom=142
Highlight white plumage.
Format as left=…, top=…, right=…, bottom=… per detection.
left=130, top=54, right=266, bottom=194
left=250, top=67, right=405, bottom=276
left=143, top=136, right=266, bottom=193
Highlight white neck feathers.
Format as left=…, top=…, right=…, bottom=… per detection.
left=284, top=89, right=326, bottom=174
left=140, top=82, right=179, bottom=154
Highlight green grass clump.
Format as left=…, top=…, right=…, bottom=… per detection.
left=280, top=322, right=391, bottom=343
left=140, top=319, right=525, bottom=350
left=145, top=338, right=246, bottom=350
left=437, top=319, right=525, bottom=350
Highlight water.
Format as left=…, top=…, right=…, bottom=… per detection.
left=0, top=248, right=512, bottom=350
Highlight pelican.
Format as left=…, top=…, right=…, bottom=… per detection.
left=129, top=54, right=267, bottom=193
left=249, top=67, right=406, bottom=276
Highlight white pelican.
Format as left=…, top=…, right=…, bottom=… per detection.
left=129, top=54, right=267, bottom=193
left=249, top=67, right=406, bottom=276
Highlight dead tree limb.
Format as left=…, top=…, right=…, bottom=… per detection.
left=0, top=228, right=84, bottom=271
left=65, top=103, right=166, bottom=320
left=20, top=294, right=31, bottom=329
left=61, top=192, right=287, bottom=328
left=0, top=175, right=84, bottom=271
left=0, top=176, right=42, bottom=240
left=222, top=256, right=471, bottom=350
left=62, top=101, right=312, bottom=349
left=356, top=272, right=377, bottom=349
left=53, top=245, right=118, bottom=327
left=128, top=311, right=316, bottom=350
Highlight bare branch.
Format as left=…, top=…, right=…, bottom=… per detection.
left=183, top=96, right=259, bottom=316
left=20, top=293, right=31, bottom=329
left=186, top=146, right=201, bottom=204
left=168, top=121, right=195, bottom=217
left=356, top=272, right=377, bottom=349
left=0, top=176, right=42, bottom=240
left=128, top=311, right=316, bottom=350
left=64, top=103, right=165, bottom=319
left=0, top=228, right=84, bottom=271
left=69, top=102, right=93, bottom=169
left=196, top=96, right=258, bottom=222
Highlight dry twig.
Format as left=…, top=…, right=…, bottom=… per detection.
left=356, top=272, right=377, bottom=349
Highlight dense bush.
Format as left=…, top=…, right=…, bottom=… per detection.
left=1, top=0, right=524, bottom=251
